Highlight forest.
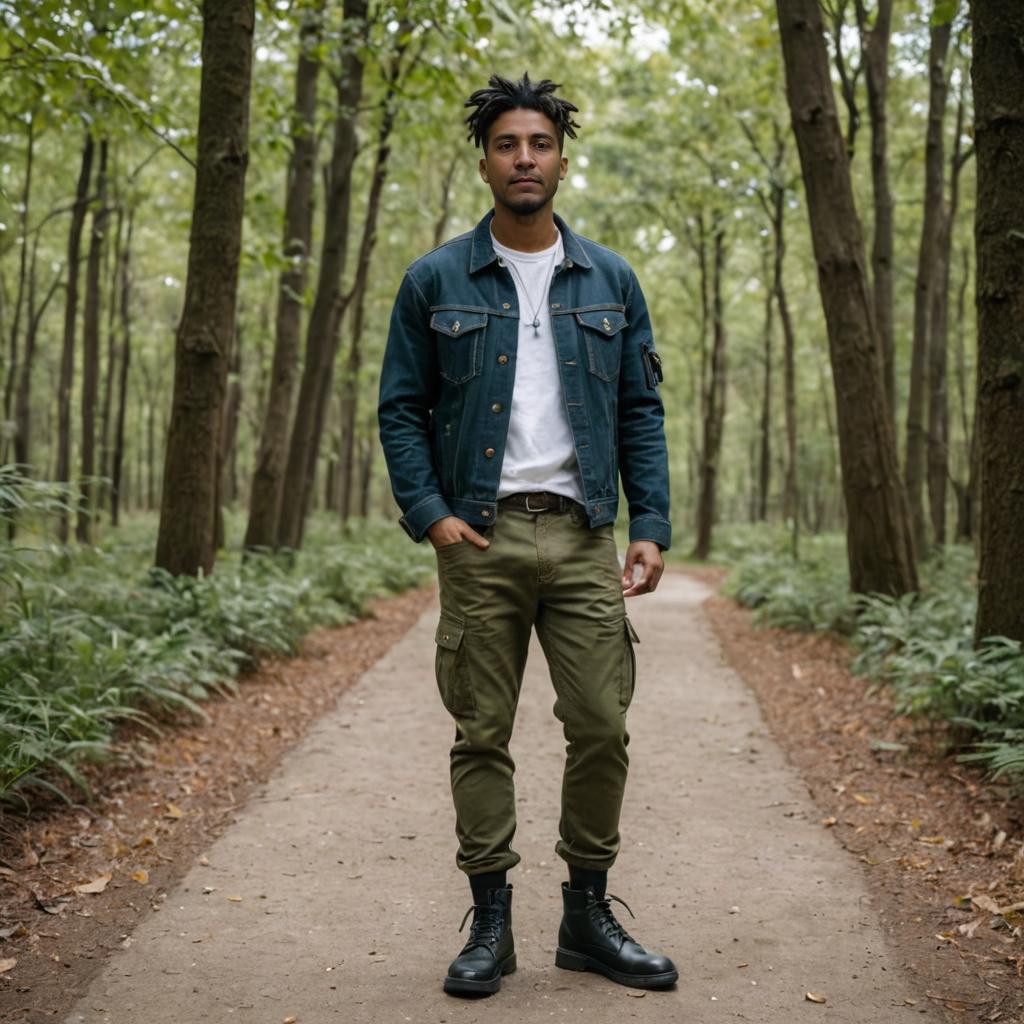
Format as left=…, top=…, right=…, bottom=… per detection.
left=0, top=0, right=1023, bottom=1015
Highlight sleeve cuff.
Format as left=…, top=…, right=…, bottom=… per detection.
left=628, top=515, right=672, bottom=552
left=399, top=493, right=454, bottom=542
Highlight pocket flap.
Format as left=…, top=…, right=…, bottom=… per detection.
left=576, top=309, right=628, bottom=336
left=624, top=617, right=640, bottom=644
left=435, top=618, right=465, bottom=650
left=431, top=310, right=488, bottom=338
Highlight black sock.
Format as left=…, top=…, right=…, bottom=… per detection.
left=469, top=870, right=507, bottom=904
left=568, top=866, right=607, bottom=899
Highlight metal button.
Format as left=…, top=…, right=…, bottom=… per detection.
left=497, top=354, right=508, bottom=365
left=565, top=259, right=573, bottom=269
left=551, top=303, right=561, bottom=309
left=482, top=509, right=492, bottom=518
left=497, top=257, right=506, bottom=267
left=602, top=317, right=611, bottom=332
left=491, top=403, right=502, bottom=413
left=594, top=505, right=602, bottom=514
left=502, top=302, right=511, bottom=310
left=452, top=320, right=461, bottom=333
left=484, top=448, right=495, bottom=458
left=442, top=634, right=450, bottom=641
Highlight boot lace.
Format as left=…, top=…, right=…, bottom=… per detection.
left=588, top=892, right=636, bottom=945
left=458, top=902, right=505, bottom=951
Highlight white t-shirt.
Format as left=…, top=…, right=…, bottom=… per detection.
left=491, top=229, right=584, bottom=503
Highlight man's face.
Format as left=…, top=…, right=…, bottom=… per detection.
left=478, top=108, right=568, bottom=216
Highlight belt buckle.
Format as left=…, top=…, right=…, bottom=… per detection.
left=525, top=493, right=550, bottom=513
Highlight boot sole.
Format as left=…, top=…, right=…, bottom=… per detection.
left=555, top=947, right=678, bottom=990
left=443, top=953, right=517, bottom=996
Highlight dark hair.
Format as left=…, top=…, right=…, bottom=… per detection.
left=464, top=72, right=580, bottom=150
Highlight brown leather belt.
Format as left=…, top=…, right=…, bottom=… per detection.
left=497, top=491, right=580, bottom=514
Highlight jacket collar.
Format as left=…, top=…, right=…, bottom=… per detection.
left=469, top=208, right=593, bottom=274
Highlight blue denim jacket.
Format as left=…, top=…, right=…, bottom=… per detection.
left=377, top=210, right=671, bottom=549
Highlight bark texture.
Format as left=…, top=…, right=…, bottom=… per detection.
left=776, top=0, right=917, bottom=595
left=277, top=0, right=369, bottom=550
left=244, top=4, right=324, bottom=551
left=154, top=0, right=255, bottom=575
left=972, top=0, right=1024, bottom=642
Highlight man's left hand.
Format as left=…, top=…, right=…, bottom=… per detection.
left=621, top=541, right=664, bottom=598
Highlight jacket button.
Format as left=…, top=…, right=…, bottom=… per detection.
left=502, top=302, right=511, bottom=310
left=491, top=403, right=502, bottom=413
left=484, top=448, right=495, bottom=458
left=594, top=505, right=602, bottom=514
left=497, top=354, right=508, bottom=365
left=481, top=509, right=492, bottom=518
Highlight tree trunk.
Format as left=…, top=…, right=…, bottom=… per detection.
left=244, top=3, right=324, bottom=551
left=56, top=134, right=94, bottom=543
left=927, top=89, right=969, bottom=549
left=100, top=203, right=124, bottom=514
left=776, top=0, right=917, bottom=595
left=905, top=17, right=954, bottom=560
left=972, top=0, right=1024, bottom=643
left=111, top=210, right=133, bottom=527
left=277, top=0, right=369, bottom=550
left=220, top=320, right=243, bottom=505
left=4, top=113, right=34, bottom=464
left=432, top=154, right=459, bottom=249
left=758, top=240, right=773, bottom=521
left=154, top=0, right=255, bottom=576
left=692, top=224, right=728, bottom=560
left=77, top=138, right=108, bottom=544
left=855, top=0, right=896, bottom=421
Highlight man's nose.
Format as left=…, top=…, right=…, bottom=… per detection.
left=514, top=145, right=535, bottom=167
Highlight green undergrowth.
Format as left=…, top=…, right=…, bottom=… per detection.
left=717, top=523, right=1024, bottom=790
left=0, top=472, right=433, bottom=810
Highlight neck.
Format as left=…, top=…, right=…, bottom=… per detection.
left=490, top=204, right=559, bottom=252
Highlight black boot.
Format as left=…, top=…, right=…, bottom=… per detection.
left=555, top=883, right=678, bottom=989
left=443, top=885, right=516, bottom=996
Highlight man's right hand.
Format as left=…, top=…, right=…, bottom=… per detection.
left=427, top=516, right=491, bottom=551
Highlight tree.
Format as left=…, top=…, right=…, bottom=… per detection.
left=775, top=0, right=917, bottom=595
left=154, top=0, right=255, bottom=575
left=972, top=0, right=1024, bottom=642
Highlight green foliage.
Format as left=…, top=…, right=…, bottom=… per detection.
left=0, top=478, right=434, bottom=809
left=723, top=527, right=1024, bottom=790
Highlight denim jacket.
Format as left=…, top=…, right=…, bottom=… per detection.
left=377, top=209, right=671, bottom=549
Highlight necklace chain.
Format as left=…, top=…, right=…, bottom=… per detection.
left=500, top=249, right=559, bottom=336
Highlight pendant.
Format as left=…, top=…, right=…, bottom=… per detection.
left=532, top=317, right=540, bottom=331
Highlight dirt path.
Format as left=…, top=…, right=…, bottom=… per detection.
left=60, top=574, right=941, bottom=1024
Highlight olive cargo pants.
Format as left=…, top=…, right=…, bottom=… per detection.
left=433, top=504, right=639, bottom=876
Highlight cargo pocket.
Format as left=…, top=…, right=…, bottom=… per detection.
left=435, top=616, right=476, bottom=718
left=620, top=617, right=640, bottom=709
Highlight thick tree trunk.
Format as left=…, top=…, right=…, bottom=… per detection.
left=972, top=0, right=1024, bottom=643
left=855, top=0, right=896, bottom=421
left=111, top=210, right=133, bottom=527
left=77, top=139, right=108, bottom=544
left=776, top=0, right=917, bottom=595
left=56, top=134, right=94, bottom=543
left=244, top=4, right=324, bottom=551
left=758, top=243, right=773, bottom=521
left=692, top=225, right=728, bottom=560
left=277, top=0, right=369, bottom=550
left=905, top=18, right=954, bottom=560
left=154, top=0, right=254, bottom=576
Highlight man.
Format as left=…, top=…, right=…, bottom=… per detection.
left=378, top=72, right=675, bottom=996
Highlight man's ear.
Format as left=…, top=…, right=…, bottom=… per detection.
left=479, top=156, right=489, bottom=183
left=559, top=155, right=568, bottom=180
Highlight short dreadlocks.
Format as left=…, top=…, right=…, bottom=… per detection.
left=464, top=72, right=580, bottom=151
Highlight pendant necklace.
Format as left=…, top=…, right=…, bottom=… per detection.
left=503, top=250, right=559, bottom=336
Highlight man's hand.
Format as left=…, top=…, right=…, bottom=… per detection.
left=427, top=515, right=490, bottom=551
left=621, top=540, right=664, bottom=597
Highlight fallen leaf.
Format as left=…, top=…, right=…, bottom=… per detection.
left=805, top=992, right=827, bottom=1004
left=972, top=895, right=1001, bottom=915
left=131, top=870, right=149, bottom=885
left=134, top=835, right=156, bottom=849
left=0, top=924, right=27, bottom=940
left=283, top=1017, right=298, bottom=1023
left=625, top=990, right=646, bottom=998
left=821, top=816, right=838, bottom=827
left=0, top=958, right=16, bottom=973
left=198, top=856, right=210, bottom=867
left=852, top=794, right=873, bottom=805
left=791, top=664, right=803, bottom=680
left=918, top=835, right=946, bottom=845
left=73, top=873, right=112, bottom=895
left=227, top=895, right=243, bottom=902
left=164, top=804, right=183, bottom=820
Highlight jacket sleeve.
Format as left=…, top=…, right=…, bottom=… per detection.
left=377, top=270, right=453, bottom=542
left=617, top=269, right=672, bottom=551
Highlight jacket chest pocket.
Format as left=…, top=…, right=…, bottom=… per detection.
left=431, top=309, right=487, bottom=384
left=576, top=308, right=628, bottom=382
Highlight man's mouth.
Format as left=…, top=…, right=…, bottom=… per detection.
left=512, top=177, right=541, bottom=185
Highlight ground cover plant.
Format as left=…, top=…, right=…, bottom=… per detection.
left=718, top=524, right=1024, bottom=789
left=0, top=470, right=433, bottom=809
